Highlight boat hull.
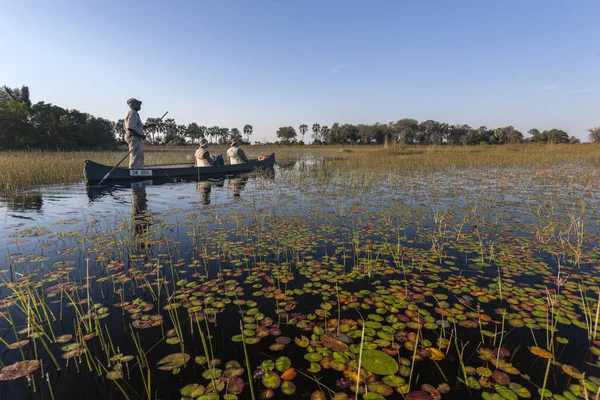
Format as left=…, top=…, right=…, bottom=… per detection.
left=84, top=153, right=275, bottom=182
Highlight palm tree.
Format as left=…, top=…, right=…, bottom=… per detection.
left=299, top=124, right=308, bottom=143
left=209, top=126, right=220, bottom=143
left=145, top=117, right=159, bottom=143
left=243, top=124, right=253, bottom=143
left=312, top=123, right=321, bottom=142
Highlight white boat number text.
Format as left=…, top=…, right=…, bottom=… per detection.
left=130, top=170, right=153, bottom=176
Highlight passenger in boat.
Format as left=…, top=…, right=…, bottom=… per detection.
left=124, top=98, right=153, bottom=168
left=227, top=139, right=248, bottom=165
left=195, top=138, right=213, bottom=167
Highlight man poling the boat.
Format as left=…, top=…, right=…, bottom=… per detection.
left=227, top=138, right=248, bottom=164
left=124, top=98, right=155, bottom=168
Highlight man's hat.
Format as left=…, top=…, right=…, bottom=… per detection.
left=127, top=98, right=142, bottom=106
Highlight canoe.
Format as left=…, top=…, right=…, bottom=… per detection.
left=84, top=153, right=275, bottom=182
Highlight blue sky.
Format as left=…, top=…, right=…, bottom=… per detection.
left=1, top=0, right=599, bottom=141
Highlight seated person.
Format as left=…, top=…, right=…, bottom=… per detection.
left=226, top=139, right=249, bottom=164
left=195, top=138, right=212, bottom=167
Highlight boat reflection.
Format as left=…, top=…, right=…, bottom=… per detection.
left=86, top=169, right=273, bottom=203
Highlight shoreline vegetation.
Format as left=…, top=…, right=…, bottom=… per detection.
left=0, top=143, right=599, bottom=191
left=3, top=86, right=599, bottom=152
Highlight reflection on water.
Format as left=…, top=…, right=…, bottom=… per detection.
left=196, top=181, right=212, bottom=204
left=228, top=176, right=248, bottom=197
left=0, top=191, right=43, bottom=212
left=132, top=186, right=149, bottom=249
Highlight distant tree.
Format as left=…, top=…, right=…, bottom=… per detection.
left=208, top=126, right=220, bottom=143
left=218, top=127, right=230, bottom=144
left=230, top=127, right=243, bottom=143
left=494, top=126, right=523, bottom=144
left=186, top=122, right=204, bottom=144
left=243, top=124, right=253, bottom=143
left=1, top=85, right=31, bottom=108
left=299, top=124, right=308, bottom=143
left=543, top=129, right=569, bottom=144
left=394, top=119, right=420, bottom=144
left=144, top=117, right=161, bottom=143
left=588, top=127, right=600, bottom=143
left=115, top=119, right=126, bottom=142
left=447, top=124, right=471, bottom=146
left=319, top=125, right=329, bottom=144
left=312, top=123, right=321, bottom=142
left=528, top=128, right=545, bottom=143
left=276, top=126, right=297, bottom=143
left=418, top=120, right=447, bottom=145
left=568, top=136, right=581, bottom=144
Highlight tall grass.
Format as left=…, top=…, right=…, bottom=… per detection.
left=0, top=143, right=599, bottom=190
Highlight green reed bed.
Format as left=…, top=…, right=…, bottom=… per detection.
left=1, top=143, right=600, bottom=191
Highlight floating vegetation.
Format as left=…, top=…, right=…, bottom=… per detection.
left=1, top=152, right=600, bottom=399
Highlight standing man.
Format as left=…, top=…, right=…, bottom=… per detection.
left=124, top=98, right=148, bottom=168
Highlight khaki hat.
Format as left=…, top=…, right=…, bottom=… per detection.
left=199, top=138, right=208, bottom=147
left=127, top=98, right=142, bottom=106
left=230, top=138, right=239, bottom=146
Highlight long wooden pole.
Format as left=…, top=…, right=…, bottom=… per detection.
left=97, top=111, right=168, bottom=186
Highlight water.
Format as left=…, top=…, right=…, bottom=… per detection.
left=1, top=159, right=600, bottom=400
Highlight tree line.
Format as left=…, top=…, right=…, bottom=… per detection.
left=0, top=85, right=254, bottom=150
left=277, top=120, right=595, bottom=145
left=0, top=86, right=116, bottom=150
left=2, top=85, right=600, bottom=149
left=115, top=118, right=253, bottom=146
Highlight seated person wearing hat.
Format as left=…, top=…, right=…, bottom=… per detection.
left=195, top=138, right=213, bottom=167
left=227, top=139, right=249, bottom=165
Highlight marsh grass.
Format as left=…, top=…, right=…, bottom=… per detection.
left=1, top=143, right=599, bottom=190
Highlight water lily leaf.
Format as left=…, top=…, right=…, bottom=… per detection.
left=198, top=394, right=220, bottom=400
left=275, top=357, right=291, bottom=372
left=360, top=349, right=399, bottom=375
left=262, top=371, right=281, bottom=389
left=382, top=375, right=405, bottom=387
left=157, top=353, right=190, bottom=371
left=305, top=353, right=323, bottom=362
left=202, top=368, right=222, bottom=380
left=227, top=376, right=245, bottom=395
left=425, top=347, right=445, bottom=361
left=508, top=382, right=531, bottom=398
left=321, top=334, right=349, bottom=352
left=281, top=380, right=296, bottom=395
left=492, top=370, right=510, bottom=385
left=106, top=370, right=123, bottom=380
left=561, top=364, right=584, bottom=379
left=180, top=383, right=205, bottom=397
left=295, top=335, right=309, bottom=347
left=281, top=367, right=296, bottom=381
left=529, top=346, right=552, bottom=359
left=495, top=385, right=518, bottom=400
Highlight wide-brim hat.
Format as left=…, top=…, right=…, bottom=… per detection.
left=199, top=138, right=208, bottom=147
left=230, top=139, right=239, bottom=146
left=127, top=98, right=142, bottom=106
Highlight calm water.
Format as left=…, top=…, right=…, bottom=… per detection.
left=1, top=159, right=600, bottom=400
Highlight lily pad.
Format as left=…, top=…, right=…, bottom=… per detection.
left=157, top=353, right=190, bottom=371
left=360, top=349, right=399, bottom=375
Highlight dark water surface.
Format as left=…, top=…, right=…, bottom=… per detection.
left=1, top=160, right=600, bottom=400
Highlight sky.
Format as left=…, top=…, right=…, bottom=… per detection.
left=1, top=0, right=599, bottom=141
